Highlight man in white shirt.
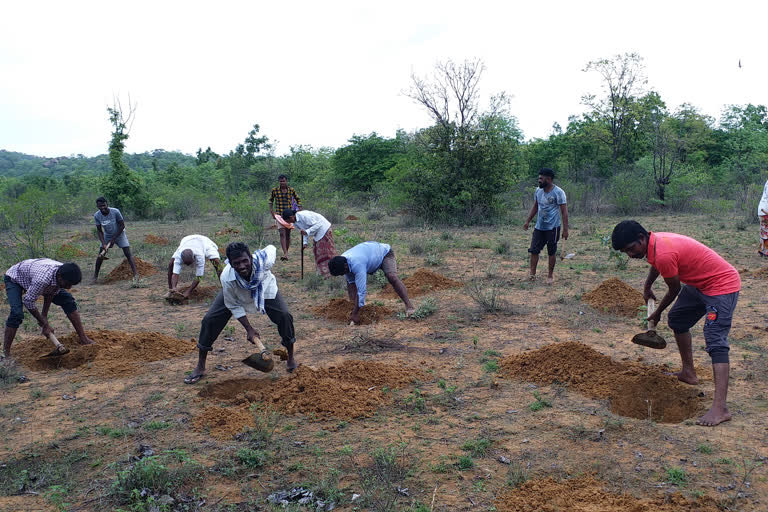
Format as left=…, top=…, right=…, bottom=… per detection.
left=167, top=235, right=222, bottom=298
left=281, top=208, right=337, bottom=277
left=184, top=242, right=297, bottom=383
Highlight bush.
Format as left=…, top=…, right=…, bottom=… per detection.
left=110, top=453, right=203, bottom=507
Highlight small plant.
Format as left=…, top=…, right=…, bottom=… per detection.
left=0, top=359, right=21, bottom=389
left=665, top=466, right=687, bottom=486
left=607, top=247, right=629, bottom=270
left=507, top=461, right=528, bottom=487
left=483, top=359, right=499, bottom=373
left=367, top=210, right=384, bottom=221
left=528, top=390, right=552, bottom=411
left=440, top=232, right=454, bottom=241
left=409, top=241, right=425, bottom=255
left=236, top=448, right=269, bottom=468
left=495, top=240, right=511, bottom=255
left=456, top=455, right=474, bottom=470
left=402, top=388, right=427, bottom=413
left=30, top=387, right=47, bottom=399
left=110, top=453, right=203, bottom=507
left=695, top=443, right=713, bottom=454
left=400, top=298, right=438, bottom=320
left=461, top=438, right=491, bottom=457
left=466, top=278, right=508, bottom=313
left=424, top=253, right=443, bottom=266
left=143, top=420, right=172, bottom=431
left=303, top=272, right=324, bottom=291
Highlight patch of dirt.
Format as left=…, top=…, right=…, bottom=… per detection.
left=55, top=243, right=88, bottom=259
left=177, top=284, right=219, bottom=303
left=312, top=298, right=394, bottom=324
left=143, top=234, right=169, bottom=245
left=68, top=232, right=93, bottom=242
left=345, top=215, right=359, bottom=221
left=750, top=266, right=768, bottom=278
left=192, top=405, right=255, bottom=439
left=381, top=268, right=461, bottom=298
left=272, top=348, right=289, bottom=360
left=500, top=342, right=704, bottom=422
left=13, top=330, right=195, bottom=379
left=341, top=332, right=406, bottom=353
left=104, top=257, right=157, bottom=283
left=494, top=476, right=719, bottom=512
left=199, top=360, right=424, bottom=420
left=582, top=278, right=644, bottom=317
left=216, top=226, right=240, bottom=235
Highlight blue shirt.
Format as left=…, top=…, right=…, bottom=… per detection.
left=534, top=186, right=566, bottom=231
left=342, top=241, right=392, bottom=307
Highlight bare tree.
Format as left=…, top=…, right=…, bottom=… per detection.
left=651, top=113, right=683, bottom=201
left=582, top=53, right=647, bottom=172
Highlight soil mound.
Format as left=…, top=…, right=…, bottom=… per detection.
left=495, top=476, right=719, bottom=512
left=143, top=234, right=169, bottom=245
left=199, top=360, right=424, bottom=420
left=500, top=342, right=703, bottom=422
left=312, top=298, right=394, bottom=324
left=381, top=268, right=461, bottom=298
left=55, top=243, right=88, bottom=259
left=345, top=215, right=359, bottom=220
left=192, top=405, right=255, bottom=439
left=178, top=284, right=219, bottom=302
left=13, top=330, right=194, bottom=378
left=582, top=278, right=644, bottom=317
left=104, top=258, right=157, bottom=283
left=216, top=226, right=240, bottom=236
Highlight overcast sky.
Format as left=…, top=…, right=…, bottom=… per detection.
left=1, top=0, right=766, bottom=158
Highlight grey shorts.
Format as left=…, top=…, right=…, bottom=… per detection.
left=104, top=232, right=130, bottom=249
left=380, top=249, right=397, bottom=275
left=667, top=285, right=739, bottom=364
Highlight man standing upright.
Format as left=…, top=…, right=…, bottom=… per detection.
left=611, top=220, right=741, bottom=427
left=269, top=174, right=302, bottom=261
left=523, top=168, right=568, bottom=284
left=92, top=197, right=138, bottom=283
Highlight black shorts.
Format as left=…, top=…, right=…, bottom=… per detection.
left=528, top=227, right=561, bottom=256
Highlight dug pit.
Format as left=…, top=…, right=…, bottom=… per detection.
left=104, top=257, right=158, bottom=283
left=13, top=330, right=195, bottom=378
left=198, top=360, right=424, bottom=421
left=312, top=298, right=394, bottom=324
left=500, top=341, right=704, bottom=422
left=168, top=284, right=219, bottom=304
left=582, top=278, right=644, bottom=317
left=494, top=476, right=719, bottom=512
left=380, top=268, right=461, bottom=298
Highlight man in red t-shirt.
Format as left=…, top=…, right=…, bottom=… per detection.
left=612, top=220, right=741, bottom=427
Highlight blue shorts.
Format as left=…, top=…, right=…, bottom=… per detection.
left=667, top=285, right=738, bottom=364
left=4, top=275, right=78, bottom=329
left=104, top=232, right=130, bottom=249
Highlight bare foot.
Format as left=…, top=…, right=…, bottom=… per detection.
left=405, top=307, right=416, bottom=317
left=664, top=370, right=699, bottom=385
left=280, top=255, right=288, bottom=261
left=527, top=274, right=536, bottom=281
left=78, top=337, right=95, bottom=345
left=696, top=408, right=732, bottom=426
left=286, top=357, right=298, bottom=373
left=546, top=276, right=554, bottom=285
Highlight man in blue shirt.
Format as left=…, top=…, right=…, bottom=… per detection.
left=328, top=241, right=414, bottom=324
left=92, top=197, right=138, bottom=283
left=523, top=168, right=569, bottom=284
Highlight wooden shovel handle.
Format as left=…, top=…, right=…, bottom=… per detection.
left=646, top=299, right=656, bottom=330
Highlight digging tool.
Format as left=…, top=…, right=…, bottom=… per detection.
left=242, top=350, right=275, bottom=372
left=38, top=332, right=70, bottom=359
left=301, top=244, right=305, bottom=280
left=631, top=298, right=667, bottom=349
left=97, top=246, right=110, bottom=260
left=560, top=239, right=566, bottom=261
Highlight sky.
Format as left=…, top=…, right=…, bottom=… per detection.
left=1, top=0, right=766, bottom=158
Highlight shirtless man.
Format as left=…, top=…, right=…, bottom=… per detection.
left=612, top=220, right=740, bottom=426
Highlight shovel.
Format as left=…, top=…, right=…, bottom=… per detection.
left=242, top=350, right=275, bottom=373
left=38, top=332, right=70, bottom=359
left=97, top=246, right=110, bottom=260
left=560, top=239, right=566, bottom=261
left=631, top=298, right=667, bottom=349
left=301, top=244, right=305, bottom=280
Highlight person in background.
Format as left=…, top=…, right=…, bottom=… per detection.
left=92, top=197, right=138, bottom=283
left=758, top=177, right=768, bottom=257
left=167, top=235, right=222, bottom=299
left=269, top=175, right=302, bottom=260
left=281, top=208, right=336, bottom=277
left=523, top=168, right=568, bottom=284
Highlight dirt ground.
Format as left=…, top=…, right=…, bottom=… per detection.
left=103, top=256, right=158, bottom=283
left=1, top=212, right=767, bottom=511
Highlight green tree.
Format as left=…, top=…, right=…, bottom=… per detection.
left=332, top=132, right=407, bottom=191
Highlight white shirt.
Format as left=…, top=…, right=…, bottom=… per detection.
left=759, top=179, right=768, bottom=217
left=293, top=210, right=331, bottom=242
left=221, top=245, right=278, bottom=319
left=172, top=235, right=220, bottom=277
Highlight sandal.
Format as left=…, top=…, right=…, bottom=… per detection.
left=184, top=373, right=205, bottom=384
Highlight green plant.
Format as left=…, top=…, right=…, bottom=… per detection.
left=402, top=388, right=427, bottom=413
left=409, top=241, right=425, bottom=255
left=483, top=359, right=499, bottom=373
left=30, top=387, right=47, bottom=400
left=457, top=455, right=474, bottom=470
left=143, top=421, right=172, bottom=431
left=0, top=358, right=21, bottom=389
left=461, top=438, right=491, bottom=457
left=466, top=278, right=508, bottom=313
left=401, top=298, right=438, bottom=320
left=665, top=466, right=687, bottom=486
left=236, top=448, right=269, bottom=468
left=495, top=240, right=510, bottom=254
left=528, top=390, right=552, bottom=411
left=507, top=461, right=528, bottom=487
left=110, top=453, right=203, bottom=507
left=424, top=253, right=443, bottom=266
left=695, top=443, right=713, bottom=454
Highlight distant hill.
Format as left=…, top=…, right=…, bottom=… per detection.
left=0, top=149, right=197, bottom=178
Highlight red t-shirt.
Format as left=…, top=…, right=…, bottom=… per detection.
left=647, top=232, right=741, bottom=296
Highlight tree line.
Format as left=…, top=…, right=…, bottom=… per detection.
left=1, top=53, right=767, bottom=244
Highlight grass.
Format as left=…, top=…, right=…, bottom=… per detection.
left=664, top=466, right=687, bottom=486
left=109, top=452, right=204, bottom=508
left=528, top=391, right=552, bottom=412
left=0, top=358, right=22, bottom=389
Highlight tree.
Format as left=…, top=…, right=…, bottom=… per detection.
left=582, top=53, right=647, bottom=172
left=225, top=124, right=273, bottom=191
left=332, top=132, right=407, bottom=191
left=101, top=98, right=151, bottom=216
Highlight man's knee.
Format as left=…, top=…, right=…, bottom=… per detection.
left=707, top=345, right=729, bottom=364
left=6, top=309, right=23, bottom=329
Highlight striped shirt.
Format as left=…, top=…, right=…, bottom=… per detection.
left=269, top=186, right=301, bottom=213
left=5, top=259, right=62, bottom=311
